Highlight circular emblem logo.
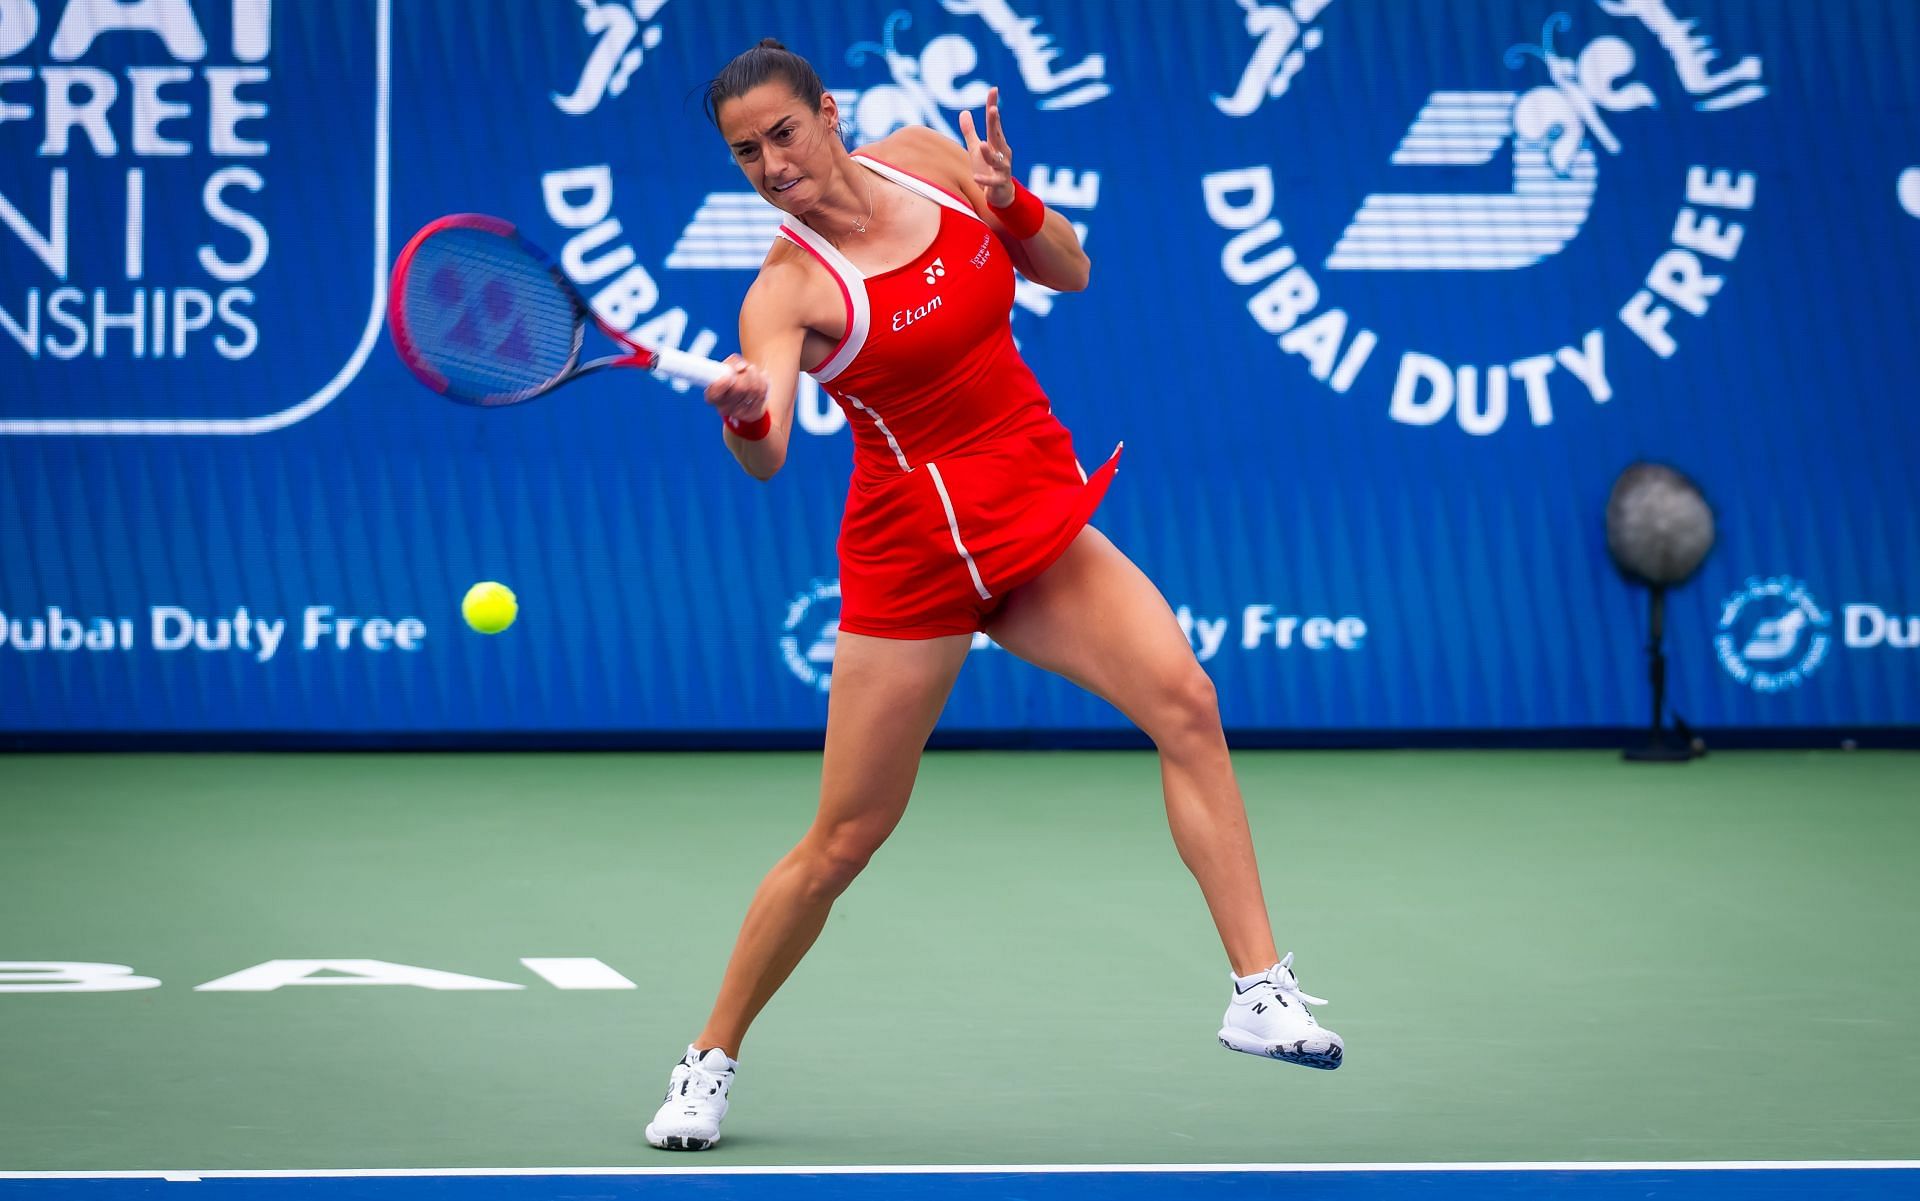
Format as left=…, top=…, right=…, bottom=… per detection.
left=1201, top=1, right=1770, bottom=437
left=780, top=579, right=843, bottom=692
left=1715, top=575, right=1830, bottom=692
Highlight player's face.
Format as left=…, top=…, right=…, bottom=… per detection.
left=719, top=83, right=840, bottom=212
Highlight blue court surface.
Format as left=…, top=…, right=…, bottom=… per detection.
left=4, top=1165, right=1918, bottom=1200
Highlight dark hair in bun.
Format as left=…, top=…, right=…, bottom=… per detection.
left=704, top=38, right=828, bottom=127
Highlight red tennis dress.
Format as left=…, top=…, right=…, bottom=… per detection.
left=775, top=155, right=1122, bottom=639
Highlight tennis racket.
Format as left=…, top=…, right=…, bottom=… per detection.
left=387, top=213, right=730, bottom=406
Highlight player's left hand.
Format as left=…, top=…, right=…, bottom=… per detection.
left=958, top=86, right=1015, bottom=208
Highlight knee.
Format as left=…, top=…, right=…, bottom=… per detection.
left=1146, top=665, right=1222, bottom=753
left=793, top=828, right=884, bottom=903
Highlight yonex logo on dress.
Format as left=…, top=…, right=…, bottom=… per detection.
left=924, top=258, right=947, bottom=286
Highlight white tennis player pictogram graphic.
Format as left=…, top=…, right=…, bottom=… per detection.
left=552, top=0, right=670, bottom=116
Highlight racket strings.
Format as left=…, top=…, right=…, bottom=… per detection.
left=400, top=229, right=583, bottom=404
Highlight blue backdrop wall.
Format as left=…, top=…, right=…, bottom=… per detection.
left=2, top=0, right=1916, bottom=739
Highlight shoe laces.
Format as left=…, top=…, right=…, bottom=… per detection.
left=1263, top=951, right=1329, bottom=1009
left=671, top=1054, right=730, bottom=1102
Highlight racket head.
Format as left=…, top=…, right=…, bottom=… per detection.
left=387, top=215, right=588, bottom=407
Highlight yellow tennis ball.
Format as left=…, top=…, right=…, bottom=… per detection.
left=461, top=581, right=517, bottom=634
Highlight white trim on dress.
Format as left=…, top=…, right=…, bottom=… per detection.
left=925, top=462, right=993, bottom=601
left=774, top=216, right=870, bottom=384
left=851, top=154, right=984, bottom=223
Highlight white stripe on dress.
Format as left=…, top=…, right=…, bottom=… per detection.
left=925, top=462, right=993, bottom=601
left=846, top=394, right=912, bottom=473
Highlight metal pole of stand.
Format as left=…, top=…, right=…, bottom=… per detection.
left=1649, top=586, right=1666, bottom=735
left=1625, top=585, right=1692, bottom=761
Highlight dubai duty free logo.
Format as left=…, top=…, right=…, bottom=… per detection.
left=779, top=578, right=842, bottom=693
left=1200, top=0, right=1767, bottom=436
left=532, top=0, right=1111, bottom=439
left=1714, top=576, right=1830, bottom=693
left=0, top=0, right=392, bottom=435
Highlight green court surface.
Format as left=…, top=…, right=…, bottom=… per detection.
left=3, top=750, right=1916, bottom=1171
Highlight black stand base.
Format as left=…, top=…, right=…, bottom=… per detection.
left=1623, top=741, right=1697, bottom=762
left=1623, top=586, right=1706, bottom=762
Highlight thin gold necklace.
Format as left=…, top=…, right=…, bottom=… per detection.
left=846, top=173, right=875, bottom=237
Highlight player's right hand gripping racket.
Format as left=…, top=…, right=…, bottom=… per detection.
left=387, top=214, right=729, bottom=406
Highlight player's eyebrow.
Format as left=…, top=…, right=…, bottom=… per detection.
left=731, top=114, right=798, bottom=152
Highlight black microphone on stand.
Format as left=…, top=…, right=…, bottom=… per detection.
left=1605, top=463, right=1715, bottom=762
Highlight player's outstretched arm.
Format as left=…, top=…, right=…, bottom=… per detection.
left=886, top=103, right=1089, bottom=293
left=711, top=274, right=808, bottom=481
left=956, top=89, right=1089, bottom=293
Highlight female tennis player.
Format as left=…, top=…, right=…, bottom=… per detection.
left=646, top=39, right=1343, bottom=1152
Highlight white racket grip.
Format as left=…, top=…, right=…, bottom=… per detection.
left=651, top=347, right=731, bottom=388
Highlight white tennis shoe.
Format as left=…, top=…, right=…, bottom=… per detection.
left=1217, top=952, right=1344, bottom=1069
left=644, top=1044, right=736, bottom=1151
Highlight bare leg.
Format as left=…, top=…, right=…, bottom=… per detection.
left=692, top=630, right=972, bottom=1057
left=986, top=527, right=1281, bottom=975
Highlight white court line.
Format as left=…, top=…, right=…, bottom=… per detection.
left=5, top=1160, right=1919, bottom=1180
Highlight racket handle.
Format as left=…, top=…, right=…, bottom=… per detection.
left=650, top=348, right=731, bottom=388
